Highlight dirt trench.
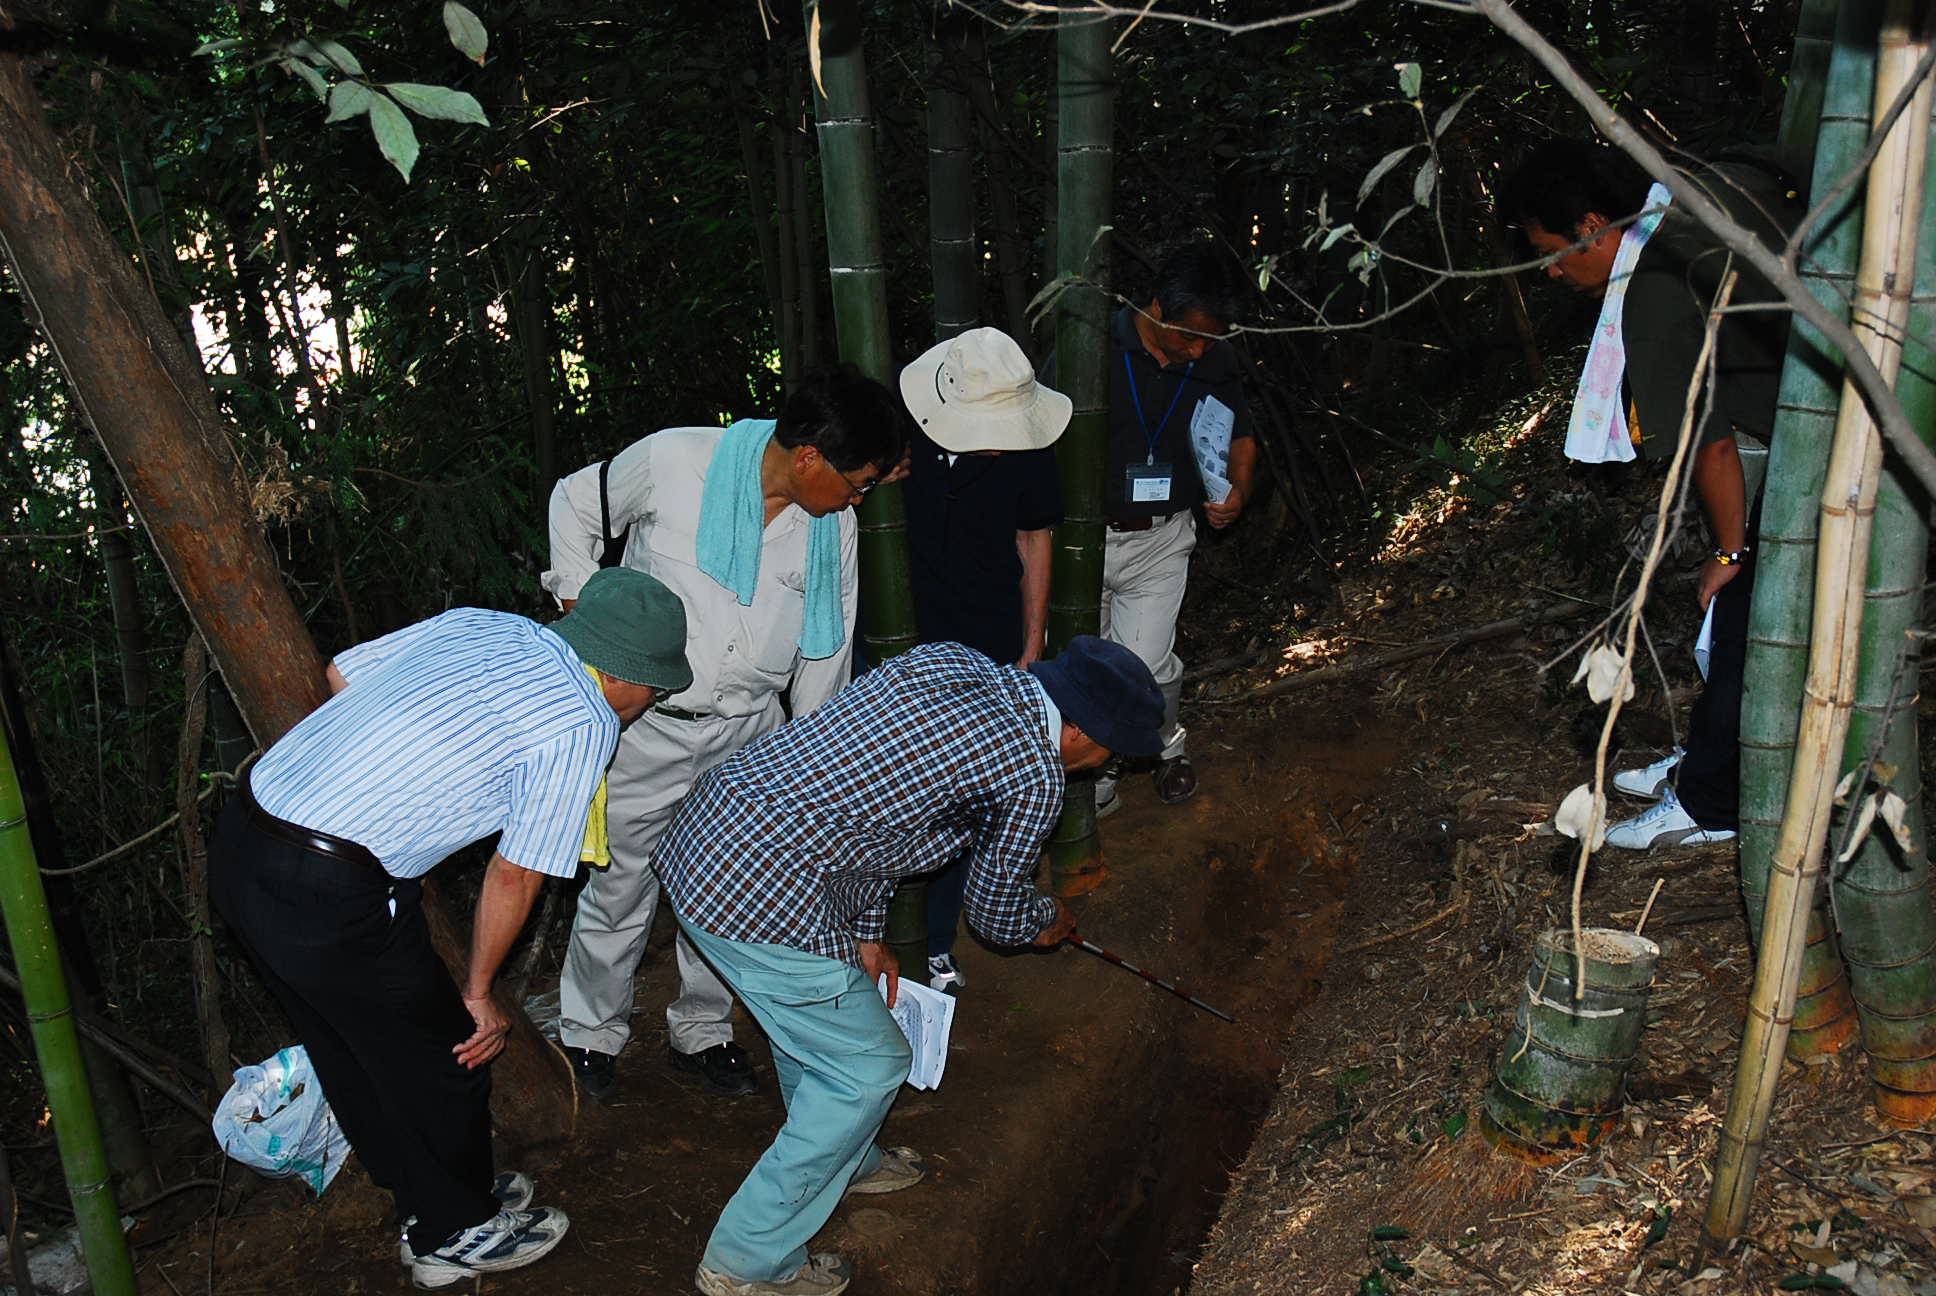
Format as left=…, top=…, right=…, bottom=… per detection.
left=144, top=704, right=1390, bottom=1295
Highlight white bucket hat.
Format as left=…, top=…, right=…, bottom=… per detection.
left=899, top=327, right=1073, bottom=453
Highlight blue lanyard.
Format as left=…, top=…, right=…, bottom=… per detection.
left=1122, top=354, right=1195, bottom=464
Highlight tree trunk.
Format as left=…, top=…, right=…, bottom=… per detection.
left=0, top=50, right=573, bottom=1145
left=1778, top=0, right=1843, bottom=179
left=966, top=34, right=1030, bottom=346
left=84, top=439, right=150, bottom=716
left=737, top=96, right=786, bottom=363
left=510, top=228, right=561, bottom=495
left=1046, top=6, right=1115, bottom=896
left=174, top=634, right=233, bottom=1096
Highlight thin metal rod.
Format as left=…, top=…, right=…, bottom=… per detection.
left=1065, top=934, right=1235, bottom=1022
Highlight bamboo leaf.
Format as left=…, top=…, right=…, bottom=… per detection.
left=1412, top=156, right=1438, bottom=208
left=1838, top=794, right=1880, bottom=863
left=193, top=38, right=241, bottom=56
left=1834, top=767, right=1863, bottom=803
left=808, top=4, right=826, bottom=99
left=1320, top=222, right=1357, bottom=252
left=1554, top=783, right=1607, bottom=850
left=1394, top=61, right=1422, bottom=100
left=386, top=83, right=489, bottom=125
left=1433, top=87, right=1476, bottom=140
left=1370, top=1226, right=1411, bottom=1241
left=1879, top=790, right=1914, bottom=851
left=1378, top=207, right=1413, bottom=240
left=325, top=82, right=374, bottom=123
left=1357, top=145, right=1419, bottom=207
left=443, top=1, right=489, bottom=64
left=367, top=92, right=420, bottom=182
left=279, top=57, right=329, bottom=102
left=1571, top=643, right=1633, bottom=703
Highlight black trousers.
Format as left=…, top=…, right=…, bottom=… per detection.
left=208, top=796, right=498, bottom=1254
left=1673, top=550, right=1755, bottom=830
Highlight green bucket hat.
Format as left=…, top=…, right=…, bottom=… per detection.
left=550, top=568, right=693, bottom=693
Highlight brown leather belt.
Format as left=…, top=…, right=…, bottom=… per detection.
left=242, top=780, right=385, bottom=873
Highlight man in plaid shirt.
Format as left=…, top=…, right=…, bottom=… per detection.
left=656, top=636, right=1162, bottom=1296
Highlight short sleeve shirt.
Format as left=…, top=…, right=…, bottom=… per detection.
left=904, top=430, right=1062, bottom=662
left=1104, top=307, right=1254, bottom=519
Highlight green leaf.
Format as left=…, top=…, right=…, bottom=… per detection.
left=1432, top=87, right=1477, bottom=140
left=1380, top=1257, right=1415, bottom=1276
left=326, top=82, right=375, bottom=123
left=193, top=38, right=241, bottom=56
left=1778, top=1277, right=1848, bottom=1291
left=386, top=83, right=490, bottom=126
left=1358, top=1274, right=1387, bottom=1296
left=313, top=38, right=364, bottom=77
left=368, top=92, right=420, bottom=182
left=1370, top=1226, right=1411, bottom=1242
left=1440, top=1111, right=1468, bottom=1139
left=1319, top=222, right=1357, bottom=252
left=1357, top=144, right=1419, bottom=208
left=1395, top=61, right=1422, bottom=100
left=279, top=57, right=329, bottom=102
left=444, top=1, right=490, bottom=64
left=1411, top=157, right=1437, bottom=208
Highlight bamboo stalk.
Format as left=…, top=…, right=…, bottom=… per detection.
left=0, top=720, right=137, bottom=1294
left=1739, top=0, right=1881, bottom=1063
left=1833, top=80, right=1936, bottom=1126
left=1704, top=1, right=1932, bottom=1247
left=1046, top=6, right=1114, bottom=896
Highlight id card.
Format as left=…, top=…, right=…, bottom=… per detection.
left=1124, top=461, right=1173, bottom=504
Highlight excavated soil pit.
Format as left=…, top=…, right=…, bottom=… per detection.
left=131, top=703, right=1388, bottom=1295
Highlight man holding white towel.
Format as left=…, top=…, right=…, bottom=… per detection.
left=541, top=365, right=908, bottom=1099
left=1501, top=139, right=1800, bottom=849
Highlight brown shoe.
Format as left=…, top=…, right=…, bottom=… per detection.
left=1154, top=755, right=1198, bottom=804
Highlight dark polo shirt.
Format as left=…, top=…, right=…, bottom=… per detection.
left=1105, top=306, right=1254, bottom=521
left=904, top=430, right=1062, bottom=663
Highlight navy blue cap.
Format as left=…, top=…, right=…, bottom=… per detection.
left=1029, top=636, right=1164, bottom=757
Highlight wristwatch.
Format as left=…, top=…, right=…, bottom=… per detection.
left=1713, top=546, right=1752, bottom=566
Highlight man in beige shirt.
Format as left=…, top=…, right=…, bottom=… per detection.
left=540, top=365, right=906, bottom=1100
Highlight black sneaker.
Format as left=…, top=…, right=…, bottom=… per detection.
left=669, top=1042, right=758, bottom=1097
left=561, top=1045, right=617, bottom=1099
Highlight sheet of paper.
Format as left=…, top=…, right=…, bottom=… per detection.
left=1190, top=395, right=1235, bottom=502
left=1694, top=598, right=1715, bottom=682
left=877, top=975, right=957, bottom=1090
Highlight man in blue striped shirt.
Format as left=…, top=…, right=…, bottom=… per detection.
left=209, top=568, right=690, bottom=1291
left=655, top=637, right=1163, bottom=1296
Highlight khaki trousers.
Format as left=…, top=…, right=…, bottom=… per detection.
left=1101, top=509, right=1195, bottom=760
left=558, top=704, right=779, bottom=1056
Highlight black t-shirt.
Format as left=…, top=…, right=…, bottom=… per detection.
left=1624, top=160, right=1799, bottom=459
left=1104, top=307, right=1254, bottom=519
left=904, top=430, right=1063, bottom=663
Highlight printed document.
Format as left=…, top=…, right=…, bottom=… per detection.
left=877, top=975, right=956, bottom=1090
left=1190, top=395, right=1235, bottom=502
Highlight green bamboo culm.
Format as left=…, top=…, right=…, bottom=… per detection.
left=1046, top=5, right=1114, bottom=896
left=1777, top=0, right=1842, bottom=180
left=927, top=7, right=978, bottom=343
left=0, top=722, right=137, bottom=1295
left=1833, top=86, right=1936, bottom=1128
left=1737, top=0, right=1882, bottom=1060
left=805, top=0, right=924, bottom=966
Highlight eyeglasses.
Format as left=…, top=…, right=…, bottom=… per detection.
left=831, top=464, right=879, bottom=499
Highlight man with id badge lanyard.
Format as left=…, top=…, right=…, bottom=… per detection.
left=1096, top=241, right=1255, bottom=815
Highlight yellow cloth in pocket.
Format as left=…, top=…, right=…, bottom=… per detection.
left=581, top=665, right=611, bottom=870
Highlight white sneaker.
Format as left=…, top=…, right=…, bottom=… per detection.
left=1603, top=787, right=1736, bottom=851
left=1612, top=747, right=1684, bottom=800
left=696, top=1252, right=852, bottom=1296
left=926, top=953, right=965, bottom=995
left=398, top=1170, right=534, bottom=1263
left=408, top=1206, right=568, bottom=1289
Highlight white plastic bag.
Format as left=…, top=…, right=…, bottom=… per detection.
left=211, top=1045, right=350, bottom=1195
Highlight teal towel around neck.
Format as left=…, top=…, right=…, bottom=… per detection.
left=695, top=418, right=846, bottom=661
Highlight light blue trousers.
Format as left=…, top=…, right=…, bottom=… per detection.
left=681, top=921, right=912, bottom=1282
